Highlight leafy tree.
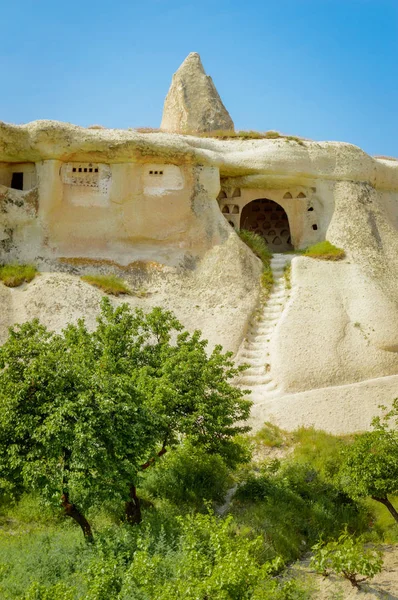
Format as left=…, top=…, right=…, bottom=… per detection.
left=311, top=530, right=383, bottom=588
left=339, top=401, right=398, bottom=523
left=0, top=298, right=251, bottom=540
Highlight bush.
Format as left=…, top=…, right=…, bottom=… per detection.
left=121, top=511, right=288, bottom=600
left=311, top=530, right=383, bottom=588
left=80, top=274, right=130, bottom=296
left=0, top=264, right=37, bottom=287
left=142, top=442, right=232, bottom=507
left=233, top=461, right=369, bottom=562
left=303, top=241, right=345, bottom=261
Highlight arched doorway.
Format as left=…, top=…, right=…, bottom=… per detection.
left=240, top=199, right=293, bottom=252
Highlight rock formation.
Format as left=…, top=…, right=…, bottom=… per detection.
left=160, top=52, right=234, bottom=133
left=1, top=114, right=398, bottom=435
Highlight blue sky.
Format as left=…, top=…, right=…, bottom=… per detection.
left=1, top=0, right=397, bottom=156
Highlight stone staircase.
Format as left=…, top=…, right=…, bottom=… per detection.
left=236, top=253, right=294, bottom=402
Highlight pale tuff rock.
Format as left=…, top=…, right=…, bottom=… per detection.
left=160, top=52, right=234, bottom=133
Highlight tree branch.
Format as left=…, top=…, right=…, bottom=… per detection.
left=141, top=439, right=168, bottom=471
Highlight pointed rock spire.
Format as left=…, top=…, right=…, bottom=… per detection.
left=160, top=52, right=234, bottom=134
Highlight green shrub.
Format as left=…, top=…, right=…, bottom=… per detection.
left=121, top=511, right=287, bottom=600
left=311, top=530, right=383, bottom=588
left=303, top=241, right=345, bottom=261
left=0, top=264, right=37, bottom=287
left=233, top=461, right=369, bottom=562
left=80, top=274, right=130, bottom=296
left=142, top=442, right=232, bottom=507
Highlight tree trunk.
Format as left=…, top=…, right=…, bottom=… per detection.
left=371, top=495, right=398, bottom=523
left=61, top=493, right=94, bottom=542
left=125, top=485, right=142, bottom=525
left=125, top=441, right=168, bottom=525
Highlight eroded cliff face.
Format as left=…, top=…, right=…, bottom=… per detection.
left=271, top=179, right=398, bottom=392
left=0, top=119, right=398, bottom=430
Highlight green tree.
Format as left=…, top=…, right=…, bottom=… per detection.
left=0, top=298, right=251, bottom=540
left=340, top=401, right=398, bottom=523
left=311, top=530, right=383, bottom=588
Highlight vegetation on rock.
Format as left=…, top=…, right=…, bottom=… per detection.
left=303, top=241, right=345, bottom=260
left=80, top=274, right=130, bottom=296
left=238, top=229, right=274, bottom=297
left=0, top=264, right=37, bottom=287
left=198, top=130, right=306, bottom=144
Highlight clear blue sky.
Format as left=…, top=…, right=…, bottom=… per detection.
left=1, top=0, right=397, bottom=156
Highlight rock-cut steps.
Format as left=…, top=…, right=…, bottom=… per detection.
left=236, top=253, right=294, bottom=402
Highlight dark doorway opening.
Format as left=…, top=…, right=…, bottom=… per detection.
left=11, top=172, right=24, bottom=190
left=240, top=199, right=293, bottom=252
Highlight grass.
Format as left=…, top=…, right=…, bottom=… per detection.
left=254, top=422, right=287, bottom=448
left=0, top=264, right=37, bottom=287
left=80, top=274, right=130, bottom=296
left=237, top=230, right=274, bottom=297
left=374, top=155, right=398, bottom=162
left=283, top=264, right=291, bottom=290
left=198, top=129, right=306, bottom=144
left=303, top=241, right=345, bottom=261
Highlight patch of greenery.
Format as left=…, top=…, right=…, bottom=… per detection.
left=340, top=403, right=398, bottom=525
left=0, top=264, right=37, bottom=287
left=311, top=530, right=383, bottom=588
left=233, top=461, right=369, bottom=563
left=254, top=422, right=287, bottom=448
left=291, top=427, right=351, bottom=481
left=283, top=264, right=291, bottom=290
left=303, top=241, right=345, bottom=261
left=80, top=274, right=130, bottom=296
left=198, top=130, right=306, bottom=144
left=142, top=441, right=233, bottom=508
left=238, top=229, right=274, bottom=297
left=0, top=503, right=313, bottom=600
left=0, top=298, right=251, bottom=542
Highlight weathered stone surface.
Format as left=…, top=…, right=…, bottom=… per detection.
left=160, top=52, right=234, bottom=133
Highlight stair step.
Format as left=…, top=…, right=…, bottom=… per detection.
left=240, top=350, right=263, bottom=358
left=239, top=375, right=273, bottom=386
left=244, top=366, right=266, bottom=376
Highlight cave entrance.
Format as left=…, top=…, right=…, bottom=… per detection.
left=240, top=199, right=293, bottom=252
left=11, top=172, right=24, bottom=190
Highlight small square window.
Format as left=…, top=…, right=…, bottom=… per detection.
left=72, top=167, right=76, bottom=172
left=78, top=168, right=82, bottom=172
left=95, top=168, right=99, bottom=173
left=89, top=168, right=93, bottom=173
left=84, top=168, right=87, bottom=173
left=154, top=171, right=158, bottom=174
left=149, top=171, right=153, bottom=174
left=159, top=171, right=163, bottom=175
